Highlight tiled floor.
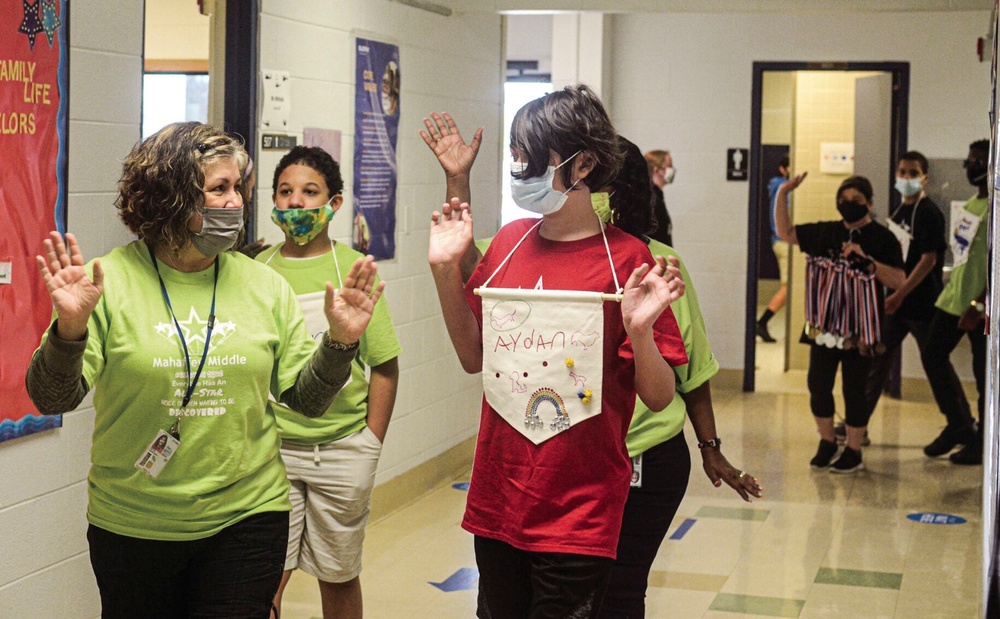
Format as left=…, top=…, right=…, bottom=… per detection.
left=280, top=313, right=984, bottom=618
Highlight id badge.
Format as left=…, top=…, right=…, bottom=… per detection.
left=630, top=454, right=643, bottom=488
left=135, top=430, right=180, bottom=478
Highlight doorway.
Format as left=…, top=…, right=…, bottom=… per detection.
left=743, top=62, right=910, bottom=392
left=142, top=0, right=258, bottom=237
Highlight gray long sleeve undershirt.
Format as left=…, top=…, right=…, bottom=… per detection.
left=25, top=321, right=354, bottom=418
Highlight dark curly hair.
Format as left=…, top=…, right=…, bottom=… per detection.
left=271, top=145, right=344, bottom=199
left=509, top=84, right=622, bottom=192
left=115, top=122, right=250, bottom=254
left=609, top=136, right=655, bottom=239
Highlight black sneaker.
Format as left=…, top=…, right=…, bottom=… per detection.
left=834, top=422, right=870, bottom=446
left=924, top=425, right=974, bottom=458
left=830, top=447, right=864, bottom=473
left=756, top=321, right=777, bottom=343
left=810, top=439, right=839, bottom=469
left=950, top=431, right=983, bottom=465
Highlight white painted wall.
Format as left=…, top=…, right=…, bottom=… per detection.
left=256, top=0, right=503, bottom=485
left=0, top=2, right=141, bottom=616
left=607, top=10, right=992, bottom=376
left=507, top=13, right=552, bottom=75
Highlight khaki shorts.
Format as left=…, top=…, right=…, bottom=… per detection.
left=282, top=426, right=383, bottom=583
left=772, top=240, right=790, bottom=284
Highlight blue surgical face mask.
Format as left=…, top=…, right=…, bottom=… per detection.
left=510, top=151, right=580, bottom=215
left=894, top=177, right=923, bottom=198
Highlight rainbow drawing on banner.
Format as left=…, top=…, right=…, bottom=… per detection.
left=524, top=387, right=570, bottom=432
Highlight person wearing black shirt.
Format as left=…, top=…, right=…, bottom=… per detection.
left=774, top=174, right=905, bottom=473
left=861, top=152, right=945, bottom=432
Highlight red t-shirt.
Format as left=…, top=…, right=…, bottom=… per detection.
left=462, top=219, right=688, bottom=558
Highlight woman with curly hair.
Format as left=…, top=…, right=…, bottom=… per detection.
left=26, top=121, right=384, bottom=618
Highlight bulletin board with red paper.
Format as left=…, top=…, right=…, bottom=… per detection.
left=0, top=0, right=69, bottom=443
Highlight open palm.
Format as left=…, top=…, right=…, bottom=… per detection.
left=37, top=232, right=103, bottom=333
left=429, top=198, right=473, bottom=268
left=622, top=256, right=685, bottom=335
left=324, top=255, right=384, bottom=345
left=420, top=112, right=483, bottom=178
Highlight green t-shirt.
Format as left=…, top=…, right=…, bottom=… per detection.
left=256, top=242, right=401, bottom=444
left=937, top=196, right=989, bottom=316
left=47, top=242, right=318, bottom=540
left=625, top=239, right=719, bottom=457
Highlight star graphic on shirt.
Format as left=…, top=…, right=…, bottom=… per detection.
left=40, top=0, right=61, bottom=47
left=177, top=307, right=238, bottom=355
left=18, top=0, right=44, bottom=51
left=155, top=322, right=179, bottom=339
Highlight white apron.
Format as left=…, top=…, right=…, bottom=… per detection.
left=886, top=196, right=921, bottom=262
left=265, top=242, right=354, bottom=389
left=476, top=221, right=622, bottom=445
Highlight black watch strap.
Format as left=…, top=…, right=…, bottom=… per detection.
left=697, top=437, right=722, bottom=449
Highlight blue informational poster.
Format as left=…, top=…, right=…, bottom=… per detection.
left=352, top=38, right=399, bottom=260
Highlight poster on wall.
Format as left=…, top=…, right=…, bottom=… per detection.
left=304, top=127, right=342, bottom=164
left=352, top=38, right=399, bottom=260
left=0, top=0, right=69, bottom=443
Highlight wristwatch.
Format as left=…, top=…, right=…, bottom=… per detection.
left=971, top=300, right=986, bottom=313
left=697, top=437, right=722, bottom=450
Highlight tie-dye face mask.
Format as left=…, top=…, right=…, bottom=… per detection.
left=270, top=200, right=336, bottom=245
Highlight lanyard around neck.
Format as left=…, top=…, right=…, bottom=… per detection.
left=149, top=246, right=219, bottom=410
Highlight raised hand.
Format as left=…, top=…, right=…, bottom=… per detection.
left=779, top=171, right=808, bottom=194
left=429, top=198, right=474, bottom=268
left=36, top=232, right=103, bottom=341
left=420, top=112, right=483, bottom=179
left=324, top=255, right=385, bottom=346
left=621, top=255, right=685, bottom=336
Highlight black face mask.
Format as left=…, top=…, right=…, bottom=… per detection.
left=966, top=165, right=987, bottom=186
left=837, top=200, right=869, bottom=224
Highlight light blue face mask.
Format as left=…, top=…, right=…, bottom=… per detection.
left=894, top=177, right=923, bottom=198
left=510, top=151, right=580, bottom=215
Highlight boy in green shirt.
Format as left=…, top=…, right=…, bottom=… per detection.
left=259, top=146, right=401, bottom=618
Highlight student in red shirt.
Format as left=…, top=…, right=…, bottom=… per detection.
left=426, top=85, right=688, bottom=618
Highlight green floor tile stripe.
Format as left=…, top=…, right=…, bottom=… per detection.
left=814, top=567, right=903, bottom=590
left=695, top=505, right=770, bottom=521
left=709, top=593, right=805, bottom=618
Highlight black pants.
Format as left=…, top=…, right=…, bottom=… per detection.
left=600, top=432, right=691, bottom=618
left=808, top=344, right=873, bottom=427
left=88, top=511, right=289, bottom=619
left=919, top=308, right=986, bottom=428
left=475, top=536, right=613, bottom=619
left=864, top=313, right=932, bottom=416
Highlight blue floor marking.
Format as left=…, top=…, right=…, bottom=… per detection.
left=669, top=518, right=696, bottom=540
left=429, top=567, right=479, bottom=592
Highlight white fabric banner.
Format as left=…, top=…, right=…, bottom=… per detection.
left=479, top=287, right=607, bottom=445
